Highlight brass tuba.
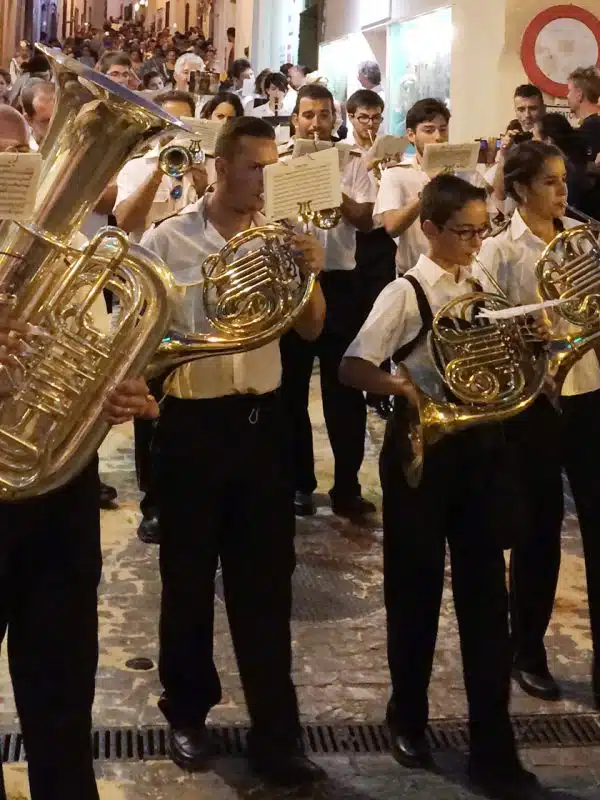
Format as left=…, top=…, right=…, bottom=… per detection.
left=0, top=46, right=313, bottom=499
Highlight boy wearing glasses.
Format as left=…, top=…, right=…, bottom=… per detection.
left=340, top=174, right=541, bottom=800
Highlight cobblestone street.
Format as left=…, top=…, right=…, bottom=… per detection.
left=1, top=377, right=600, bottom=798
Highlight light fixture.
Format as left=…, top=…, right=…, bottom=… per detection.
left=134, top=2, right=139, bottom=10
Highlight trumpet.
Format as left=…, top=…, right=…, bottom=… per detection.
left=158, top=138, right=205, bottom=179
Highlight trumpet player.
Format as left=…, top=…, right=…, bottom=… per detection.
left=280, top=83, right=377, bottom=519
left=140, top=117, right=327, bottom=788
left=477, top=140, right=600, bottom=707
left=340, top=174, right=541, bottom=800
left=0, top=96, right=160, bottom=800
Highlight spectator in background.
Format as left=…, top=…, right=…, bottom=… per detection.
left=230, top=58, right=254, bottom=97
left=79, top=43, right=97, bottom=68
left=289, top=65, right=309, bottom=91
left=97, top=52, right=133, bottom=87
left=9, top=43, right=31, bottom=84
left=567, top=66, right=600, bottom=162
left=242, top=68, right=270, bottom=112
left=21, top=80, right=55, bottom=148
left=513, top=84, right=546, bottom=133
left=203, top=41, right=218, bottom=71
left=250, top=71, right=295, bottom=118
left=226, top=26, right=236, bottom=72
left=173, top=53, right=205, bottom=92
left=0, top=70, right=11, bottom=105
left=142, top=70, right=165, bottom=91
left=357, top=61, right=384, bottom=100
left=200, top=91, right=244, bottom=122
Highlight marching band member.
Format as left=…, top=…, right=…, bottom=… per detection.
left=140, top=117, right=327, bottom=788
left=477, top=140, right=600, bottom=706
left=340, top=173, right=541, bottom=800
left=0, top=105, right=159, bottom=800
left=280, top=83, right=377, bottom=519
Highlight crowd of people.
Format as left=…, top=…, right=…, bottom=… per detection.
left=0, top=18, right=600, bottom=800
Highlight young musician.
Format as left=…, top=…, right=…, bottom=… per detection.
left=477, top=140, right=600, bottom=705
left=340, top=174, right=541, bottom=800
left=0, top=104, right=159, bottom=800
left=280, top=83, right=377, bottom=519
left=140, top=117, right=327, bottom=788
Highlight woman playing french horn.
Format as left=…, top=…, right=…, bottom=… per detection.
left=340, top=174, right=543, bottom=798
left=477, top=140, right=600, bottom=709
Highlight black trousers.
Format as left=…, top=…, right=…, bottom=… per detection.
left=509, top=389, right=600, bottom=671
left=280, top=270, right=366, bottom=499
left=133, top=376, right=163, bottom=518
left=380, top=419, right=518, bottom=767
left=0, top=460, right=101, bottom=800
left=156, top=392, right=301, bottom=754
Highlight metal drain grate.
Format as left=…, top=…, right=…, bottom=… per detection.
left=3, top=714, right=600, bottom=763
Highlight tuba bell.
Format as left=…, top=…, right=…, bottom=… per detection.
left=0, top=46, right=313, bottom=500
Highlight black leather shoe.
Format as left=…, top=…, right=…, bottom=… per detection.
left=248, top=752, right=326, bottom=787
left=468, top=762, right=542, bottom=799
left=99, top=481, right=118, bottom=510
left=512, top=667, right=561, bottom=701
left=294, top=491, right=316, bottom=517
left=331, top=495, right=376, bottom=520
left=388, top=729, right=434, bottom=769
left=168, top=727, right=215, bottom=772
left=137, top=515, right=160, bottom=544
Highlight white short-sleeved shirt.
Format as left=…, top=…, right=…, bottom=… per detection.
left=115, top=146, right=198, bottom=242
left=140, top=197, right=282, bottom=400
left=375, top=160, right=488, bottom=274
left=476, top=210, right=600, bottom=396
left=345, top=254, right=493, bottom=400
left=249, top=91, right=296, bottom=118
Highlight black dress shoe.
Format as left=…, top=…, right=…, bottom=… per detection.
left=331, top=494, right=376, bottom=520
left=137, top=515, right=160, bottom=544
left=388, top=730, right=434, bottom=769
left=168, top=727, right=215, bottom=772
left=468, top=762, right=542, bottom=799
left=248, top=751, right=326, bottom=787
left=512, top=667, right=561, bottom=701
left=294, top=491, right=316, bottom=517
left=99, top=481, right=118, bottom=510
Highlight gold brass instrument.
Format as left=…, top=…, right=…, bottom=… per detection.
left=158, top=138, right=205, bottom=179
left=308, top=132, right=343, bottom=229
left=402, top=283, right=548, bottom=487
left=0, top=46, right=312, bottom=499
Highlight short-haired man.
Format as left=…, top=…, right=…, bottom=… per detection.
left=173, top=53, right=205, bottom=92
left=140, top=117, right=327, bottom=788
left=289, top=64, right=309, bottom=91
left=96, top=51, right=132, bottom=86
left=513, top=84, right=545, bottom=133
left=0, top=104, right=158, bottom=800
left=346, top=88, right=384, bottom=151
left=230, top=57, right=254, bottom=96
left=20, top=79, right=55, bottom=148
left=567, top=66, right=600, bottom=162
left=357, top=60, right=384, bottom=100
left=250, top=71, right=294, bottom=118
left=280, top=83, right=377, bottom=519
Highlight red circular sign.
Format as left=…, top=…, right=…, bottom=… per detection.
left=521, top=5, right=600, bottom=97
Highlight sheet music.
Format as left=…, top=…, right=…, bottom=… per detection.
left=366, top=134, right=408, bottom=162
left=264, top=147, right=342, bottom=222
left=179, top=117, right=223, bottom=156
left=0, top=153, right=41, bottom=221
left=421, top=142, right=480, bottom=177
left=477, top=297, right=570, bottom=320
left=291, top=138, right=353, bottom=171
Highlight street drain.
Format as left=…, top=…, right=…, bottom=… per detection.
left=2, top=714, right=600, bottom=763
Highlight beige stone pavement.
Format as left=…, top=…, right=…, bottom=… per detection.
left=1, top=378, right=599, bottom=798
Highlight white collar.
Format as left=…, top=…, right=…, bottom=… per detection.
left=414, top=254, right=473, bottom=287
left=510, top=208, right=570, bottom=242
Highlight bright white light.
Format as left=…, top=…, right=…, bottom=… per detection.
left=134, top=2, right=139, bottom=9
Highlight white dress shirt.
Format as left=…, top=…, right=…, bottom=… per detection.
left=476, top=210, right=600, bottom=396
left=375, top=160, right=488, bottom=274
left=346, top=254, right=491, bottom=400
left=115, top=145, right=198, bottom=242
left=140, top=198, right=282, bottom=400
left=249, top=92, right=296, bottom=118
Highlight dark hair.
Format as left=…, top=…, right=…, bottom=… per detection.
left=215, top=116, right=275, bottom=161
left=406, top=98, right=450, bottom=131
left=514, top=83, right=544, bottom=103
left=506, top=118, right=522, bottom=132
left=358, top=60, right=381, bottom=87
left=22, top=54, right=51, bottom=75
left=536, top=112, right=588, bottom=168
left=97, top=51, right=132, bottom=73
left=21, top=79, right=55, bottom=117
left=280, top=62, right=293, bottom=76
left=294, top=83, right=335, bottom=116
left=231, top=58, right=251, bottom=80
left=0, top=68, right=11, bottom=85
left=227, top=27, right=236, bottom=38
left=253, top=67, right=270, bottom=95
left=200, top=91, right=244, bottom=119
left=503, top=140, right=563, bottom=203
left=153, top=89, right=196, bottom=116
left=568, top=66, right=600, bottom=104
left=264, top=72, right=288, bottom=93
left=420, top=174, right=487, bottom=227
left=294, top=65, right=310, bottom=77
left=142, top=70, right=163, bottom=89
left=346, top=89, right=384, bottom=115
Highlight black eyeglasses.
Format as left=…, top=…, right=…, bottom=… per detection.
left=354, top=113, right=383, bottom=124
left=445, top=225, right=491, bottom=242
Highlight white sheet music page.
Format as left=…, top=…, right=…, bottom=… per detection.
left=0, top=153, right=41, bottom=221
left=180, top=117, right=223, bottom=156
left=264, top=147, right=342, bottom=222
left=421, top=142, right=480, bottom=177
